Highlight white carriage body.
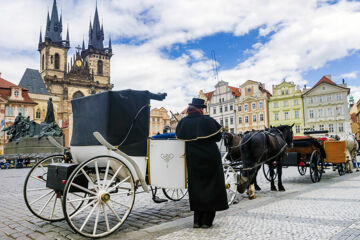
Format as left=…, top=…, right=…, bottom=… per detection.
left=147, top=139, right=187, bottom=189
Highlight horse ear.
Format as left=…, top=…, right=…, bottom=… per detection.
left=291, top=123, right=295, bottom=127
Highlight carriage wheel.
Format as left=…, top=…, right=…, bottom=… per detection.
left=23, top=154, right=66, bottom=222
left=338, top=163, right=346, bottom=176
left=62, top=155, right=135, bottom=238
left=310, top=150, right=322, bottom=183
left=262, top=163, right=278, bottom=182
left=223, top=164, right=237, bottom=205
left=162, top=188, right=188, bottom=201
left=297, top=164, right=307, bottom=176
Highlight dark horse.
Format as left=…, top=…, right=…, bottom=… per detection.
left=234, top=124, right=294, bottom=199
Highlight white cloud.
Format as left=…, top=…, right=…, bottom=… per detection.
left=338, top=71, right=358, bottom=80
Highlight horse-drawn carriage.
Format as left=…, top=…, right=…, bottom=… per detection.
left=23, top=90, right=189, bottom=238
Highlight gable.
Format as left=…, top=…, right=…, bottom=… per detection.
left=303, top=82, right=348, bottom=96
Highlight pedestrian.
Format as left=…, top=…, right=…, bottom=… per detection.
left=176, top=98, right=228, bottom=228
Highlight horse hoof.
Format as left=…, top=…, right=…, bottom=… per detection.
left=255, top=186, right=261, bottom=191
left=279, top=187, right=286, bottom=192
left=357, top=169, right=359, bottom=172
left=271, top=187, right=277, bottom=191
left=249, top=195, right=256, bottom=200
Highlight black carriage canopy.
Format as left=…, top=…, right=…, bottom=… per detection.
left=71, top=90, right=167, bottom=156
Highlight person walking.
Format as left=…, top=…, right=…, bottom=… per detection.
left=176, top=98, right=228, bottom=228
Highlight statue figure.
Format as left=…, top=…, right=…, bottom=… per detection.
left=44, top=97, right=55, bottom=124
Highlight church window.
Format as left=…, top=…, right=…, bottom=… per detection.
left=73, top=91, right=84, bottom=99
left=54, top=53, right=60, bottom=69
left=42, top=54, right=44, bottom=70
left=51, top=55, right=53, bottom=64
left=98, top=60, right=103, bottom=74
left=14, top=90, right=19, bottom=97
left=36, top=109, right=41, bottom=119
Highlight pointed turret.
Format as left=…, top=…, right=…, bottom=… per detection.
left=39, top=28, right=43, bottom=44
left=44, top=0, right=63, bottom=43
left=108, top=36, right=112, bottom=50
left=66, top=25, right=70, bottom=45
left=82, top=38, right=85, bottom=51
left=88, top=3, right=104, bottom=50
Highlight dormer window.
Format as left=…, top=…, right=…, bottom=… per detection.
left=14, top=90, right=19, bottom=97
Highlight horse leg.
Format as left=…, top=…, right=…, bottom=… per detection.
left=269, top=164, right=277, bottom=191
left=355, top=152, right=359, bottom=172
left=247, top=184, right=256, bottom=199
left=254, top=166, right=261, bottom=191
left=277, top=163, right=285, bottom=191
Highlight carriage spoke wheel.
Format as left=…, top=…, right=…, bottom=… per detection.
left=262, top=163, right=278, bottom=182
left=223, top=164, right=237, bottom=205
left=297, top=163, right=307, bottom=176
left=310, top=150, right=322, bottom=183
left=62, top=156, right=135, bottom=238
left=24, top=154, right=68, bottom=222
left=338, top=163, right=346, bottom=176
left=162, top=188, right=188, bottom=201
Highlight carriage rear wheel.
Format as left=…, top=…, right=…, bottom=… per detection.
left=297, top=164, right=307, bottom=176
left=262, top=163, right=278, bottom=182
left=162, top=188, right=188, bottom=201
left=62, top=155, right=135, bottom=238
left=337, top=163, right=346, bottom=176
left=310, top=150, right=323, bottom=183
left=24, top=154, right=66, bottom=222
left=223, top=164, right=237, bottom=205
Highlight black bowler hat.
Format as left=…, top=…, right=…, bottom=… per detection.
left=189, top=98, right=206, bottom=109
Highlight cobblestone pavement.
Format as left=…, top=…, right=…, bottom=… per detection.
left=1, top=157, right=360, bottom=239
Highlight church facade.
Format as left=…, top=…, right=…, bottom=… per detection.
left=20, top=0, right=113, bottom=126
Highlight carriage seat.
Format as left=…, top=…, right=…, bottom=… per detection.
left=151, top=133, right=176, bottom=139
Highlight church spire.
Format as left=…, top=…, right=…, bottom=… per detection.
left=88, top=2, right=104, bottom=50
left=66, top=25, right=70, bottom=45
left=82, top=37, right=85, bottom=51
left=39, top=27, right=43, bottom=44
left=108, top=36, right=112, bottom=50
left=44, top=0, right=63, bottom=43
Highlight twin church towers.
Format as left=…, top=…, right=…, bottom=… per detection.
left=36, top=0, right=113, bottom=122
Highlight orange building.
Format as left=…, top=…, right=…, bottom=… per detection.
left=149, top=107, right=171, bottom=136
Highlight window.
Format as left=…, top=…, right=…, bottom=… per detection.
left=97, top=60, right=103, bottom=74
left=284, top=112, right=289, bottom=120
left=220, top=119, right=223, bottom=125
left=329, top=124, right=334, bottom=132
left=318, top=96, right=322, bottom=103
left=244, top=104, right=248, bottom=111
left=274, top=113, right=279, bottom=121
left=319, top=124, right=324, bottom=131
left=152, top=117, right=155, bottom=121
left=73, top=91, right=84, bottom=99
left=322, top=86, right=326, bottom=90
left=252, top=103, right=256, bottom=110
left=328, top=108, right=333, bottom=116
left=157, top=118, right=160, bottom=122
left=310, top=97, right=313, bottom=104
left=284, top=101, right=289, bottom=107
left=294, top=99, right=299, bottom=105
left=42, top=54, right=44, bottom=70
left=225, top=106, right=228, bottom=112
left=295, top=125, right=300, bottom=133
left=222, top=98, right=224, bottom=102
left=259, top=102, right=263, bottom=109
left=36, top=109, right=41, bottom=119
left=260, top=114, right=264, bottom=121
left=54, top=53, right=60, bottom=69
left=7, top=107, right=14, bottom=116
left=239, top=117, right=242, bottom=124
left=245, top=116, right=249, bottom=123
left=238, top=106, right=242, bottom=111
left=225, top=118, right=228, bottom=126
left=295, top=110, right=299, bottom=119
left=20, top=107, right=25, bottom=116
left=213, top=108, right=216, bottom=114
left=248, top=88, right=251, bottom=93
left=14, top=90, right=19, bottom=97
left=327, top=95, right=332, bottom=101
left=318, top=109, right=323, bottom=117
left=230, top=105, right=233, bottom=111
left=336, top=93, right=342, bottom=101
left=230, top=117, right=233, bottom=125
left=220, top=107, right=223, bottom=113
left=274, top=102, right=278, bottom=108
left=337, top=106, right=342, bottom=115
left=309, top=110, right=314, bottom=118
left=339, top=123, right=344, bottom=132
left=253, top=115, right=256, bottom=122
left=51, top=55, right=53, bottom=64
left=219, top=99, right=221, bottom=103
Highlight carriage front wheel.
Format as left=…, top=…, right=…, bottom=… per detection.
left=162, top=188, right=188, bottom=201
left=223, top=164, right=237, bottom=205
left=310, top=150, right=323, bottom=183
left=262, top=163, right=278, bottom=182
left=62, top=155, right=136, bottom=238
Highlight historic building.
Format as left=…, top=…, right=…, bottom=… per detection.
left=235, top=80, right=271, bottom=133
left=149, top=107, right=171, bottom=136
left=0, top=74, right=37, bottom=153
left=357, top=99, right=360, bottom=140
left=268, top=81, right=304, bottom=135
left=198, top=90, right=214, bottom=115
left=19, top=0, right=113, bottom=125
left=302, top=75, right=351, bottom=138
left=208, top=80, right=241, bottom=133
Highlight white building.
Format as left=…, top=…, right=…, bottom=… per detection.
left=303, top=75, right=351, bottom=138
left=208, top=80, right=240, bottom=133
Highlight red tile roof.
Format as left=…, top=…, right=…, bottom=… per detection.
left=229, top=86, right=241, bottom=97
left=0, top=77, right=17, bottom=88
left=0, top=77, right=36, bottom=104
left=205, top=91, right=214, bottom=101
left=313, top=76, right=337, bottom=88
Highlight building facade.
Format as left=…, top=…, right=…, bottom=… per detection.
left=149, top=107, right=171, bottom=136
left=303, top=75, right=350, bottom=138
left=268, top=81, right=304, bottom=135
left=236, top=80, right=271, bottom=133
left=20, top=0, right=113, bottom=125
left=208, top=80, right=240, bottom=133
left=198, top=90, right=214, bottom=115
left=0, top=75, right=37, bottom=153
left=357, top=99, right=360, bottom=140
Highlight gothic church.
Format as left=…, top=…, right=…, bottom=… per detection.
left=20, top=0, right=113, bottom=125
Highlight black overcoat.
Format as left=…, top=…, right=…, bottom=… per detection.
left=176, top=112, right=228, bottom=211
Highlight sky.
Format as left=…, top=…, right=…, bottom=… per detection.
left=0, top=0, right=360, bottom=112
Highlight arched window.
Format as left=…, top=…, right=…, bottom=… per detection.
left=36, top=109, right=41, bottom=119
left=42, top=54, right=44, bottom=70
left=97, top=60, right=103, bottom=74
left=54, top=53, right=60, bottom=69
left=73, top=91, right=84, bottom=99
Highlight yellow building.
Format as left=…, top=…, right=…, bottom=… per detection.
left=149, top=107, right=171, bottom=136
left=350, top=98, right=359, bottom=139
left=268, top=81, right=304, bottom=135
